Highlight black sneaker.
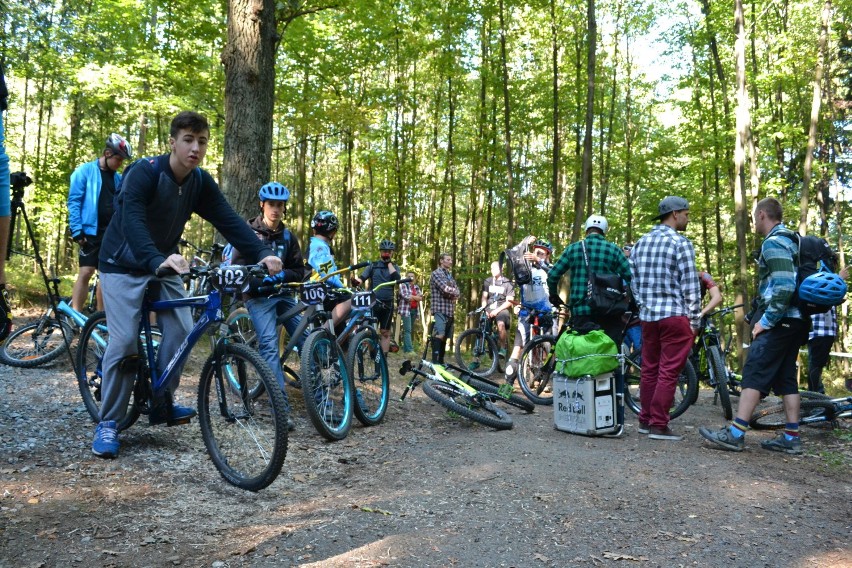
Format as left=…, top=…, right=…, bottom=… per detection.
left=699, top=426, right=744, bottom=451
left=648, top=426, right=682, bottom=441
left=760, top=433, right=803, bottom=455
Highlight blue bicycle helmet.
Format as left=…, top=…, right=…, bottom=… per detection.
left=533, top=238, right=553, bottom=253
left=258, top=182, right=290, bottom=202
left=798, top=272, right=848, bottom=305
left=379, top=238, right=396, bottom=251
left=311, top=210, right=339, bottom=234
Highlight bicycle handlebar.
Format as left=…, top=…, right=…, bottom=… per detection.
left=706, top=303, right=745, bottom=319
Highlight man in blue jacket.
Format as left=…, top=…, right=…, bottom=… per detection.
left=67, top=133, right=132, bottom=312
left=92, top=111, right=283, bottom=459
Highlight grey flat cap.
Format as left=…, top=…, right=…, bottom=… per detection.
left=654, top=196, right=689, bottom=221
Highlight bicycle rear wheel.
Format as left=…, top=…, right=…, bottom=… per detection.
left=466, top=375, right=535, bottom=413
left=622, top=350, right=698, bottom=419
left=197, top=342, right=288, bottom=491
left=707, top=345, right=732, bottom=420
left=518, top=335, right=557, bottom=405
left=76, top=312, right=145, bottom=431
left=0, top=317, right=73, bottom=368
left=454, top=328, right=499, bottom=377
left=300, top=328, right=353, bottom=440
left=750, top=399, right=837, bottom=430
left=347, top=329, right=390, bottom=426
left=421, top=379, right=513, bottom=430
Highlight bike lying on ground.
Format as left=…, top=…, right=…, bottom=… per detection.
left=750, top=393, right=851, bottom=429
left=76, top=264, right=288, bottom=491
left=399, top=359, right=526, bottom=429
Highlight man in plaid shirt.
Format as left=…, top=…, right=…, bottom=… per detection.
left=701, top=197, right=808, bottom=454
left=548, top=215, right=631, bottom=436
left=630, top=196, right=701, bottom=441
left=430, top=252, right=460, bottom=363
left=807, top=308, right=836, bottom=394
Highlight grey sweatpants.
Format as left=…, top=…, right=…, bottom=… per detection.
left=98, top=272, right=193, bottom=423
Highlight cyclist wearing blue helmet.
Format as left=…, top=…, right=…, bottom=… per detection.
left=228, top=182, right=309, bottom=431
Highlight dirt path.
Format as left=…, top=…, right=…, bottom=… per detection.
left=0, top=347, right=850, bottom=567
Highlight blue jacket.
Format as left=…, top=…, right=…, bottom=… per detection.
left=67, top=159, right=120, bottom=238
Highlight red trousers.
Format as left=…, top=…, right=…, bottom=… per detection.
left=639, top=316, right=694, bottom=428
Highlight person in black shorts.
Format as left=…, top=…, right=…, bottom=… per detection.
left=481, top=260, right=514, bottom=358
left=353, top=239, right=401, bottom=353
left=67, top=133, right=133, bottom=312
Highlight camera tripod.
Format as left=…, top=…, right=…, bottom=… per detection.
left=2, top=171, right=76, bottom=365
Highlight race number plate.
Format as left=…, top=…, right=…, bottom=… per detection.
left=214, top=266, right=249, bottom=289
left=301, top=282, right=327, bottom=305
left=352, top=291, right=375, bottom=310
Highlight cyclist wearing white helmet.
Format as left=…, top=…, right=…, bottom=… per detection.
left=548, top=213, right=632, bottom=437
left=227, top=182, right=309, bottom=431
left=67, top=132, right=133, bottom=313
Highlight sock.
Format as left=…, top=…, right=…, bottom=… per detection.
left=784, top=423, right=800, bottom=441
left=729, top=417, right=749, bottom=439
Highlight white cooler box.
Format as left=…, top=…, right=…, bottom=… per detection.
left=553, top=372, right=618, bottom=436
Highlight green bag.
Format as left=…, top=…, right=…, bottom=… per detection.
left=554, top=330, right=619, bottom=377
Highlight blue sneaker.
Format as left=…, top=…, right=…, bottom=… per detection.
left=149, top=403, right=197, bottom=426
left=92, top=421, right=119, bottom=458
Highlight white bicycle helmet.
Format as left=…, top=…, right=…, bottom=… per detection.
left=584, top=214, right=608, bottom=234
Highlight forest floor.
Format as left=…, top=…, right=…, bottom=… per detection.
left=0, top=312, right=850, bottom=568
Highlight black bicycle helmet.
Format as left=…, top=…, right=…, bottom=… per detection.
left=311, top=210, right=339, bottom=234
left=379, top=239, right=396, bottom=251
left=798, top=272, right=848, bottom=305
left=258, top=182, right=290, bottom=202
left=105, top=133, right=132, bottom=159
left=533, top=238, right=553, bottom=253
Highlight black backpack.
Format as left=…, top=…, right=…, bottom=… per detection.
left=775, top=229, right=840, bottom=316
left=500, top=241, right=532, bottom=285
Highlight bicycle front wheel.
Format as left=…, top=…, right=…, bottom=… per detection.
left=750, top=399, right=837, bottom=430
left=300, top=329, right=353, bottom=440
left=421, top=379, right=513, bottom=430
left=76, top=312, right=143, bottom=431
left=0, top=317, right=73, bottom=368
left=622, top=352, right=698, bottom=419
left=707, top=345, right=732, bottom=420
left=518, top=335, right=557, bottom=405
left=347, top=329, right=390, bottom=426
left=197, top=342, right=289, bottom=491
left=454, top=328, right=499, bottom=377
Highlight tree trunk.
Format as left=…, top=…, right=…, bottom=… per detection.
left=549, top=0, right=561, bottom=227
left=798, top=0, right=831, bottom=235
left=574, top=0, right=596, bottom=242
left=498, top=0, right=515, bottom=244
left=221, top=0, right=277, bottom=219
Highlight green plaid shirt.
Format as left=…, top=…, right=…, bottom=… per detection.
left=547, top=233, right=631, bottom=317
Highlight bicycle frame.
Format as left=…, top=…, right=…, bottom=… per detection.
left=140, top=269, right=249, bottom=398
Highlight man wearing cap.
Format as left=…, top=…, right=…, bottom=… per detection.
left=629, top=196, right=701, bottom=441
left=547, top=215, right=631, bottom=437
